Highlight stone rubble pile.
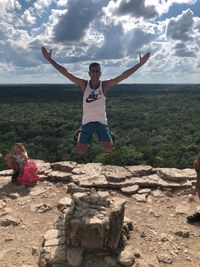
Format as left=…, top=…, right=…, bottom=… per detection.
left=39, top=191, right=135, bottom=267
left=0, top=160, right=197, bottom=267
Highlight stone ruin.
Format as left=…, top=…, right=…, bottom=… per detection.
left=0, top=160, right=194, bottom=266
left=39, top=192, right=135, bottom=267
left=33, top=160, right=197, bottom=267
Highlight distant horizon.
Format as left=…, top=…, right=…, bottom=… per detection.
left=0, top=83, right=200, bottom=86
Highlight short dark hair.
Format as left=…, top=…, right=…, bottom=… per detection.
left=89, top=62, right=101, bottom=70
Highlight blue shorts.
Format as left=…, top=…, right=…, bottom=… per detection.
left=79, top=122, right=112, bottom=145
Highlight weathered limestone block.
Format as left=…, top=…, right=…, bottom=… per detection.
left=57, top=196, right=72, bottom=212
left=65, top=192, right=126, bottom=253
left=72, top=163, right=103, bottom=176
left=39, top=244, right=67, bottom=267
left=39, top=216, right=67, bottom=267
left=67, top=182, right=89, bottom=194
left=0, top=216, right=20, bottom=226
left=39, top=193, right=134, bottom=267
left=77, top=174, right=109, bottom=188
left=34, top=160, right=52, bottom=175
left=107, top=198, right=126, bottom=252
left=0, top=199, right=7, bottom=209
left=117, top=244, right=135, bottom=266
left=156, top=167, right=195, bottom=182
left=121, top=184, right=139, bottom=195
left=51, top=161, right=77, bottom=172
left=126, top=165, right=154, bottom=177
left=66, top=247, right=84, bottom=267
left=47, top=171, right=72, bottom=183
left=0, top=169, right=13, bottom=176
left=102, top=165, right=133, bottom=180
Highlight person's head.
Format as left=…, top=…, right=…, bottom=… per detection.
left=11, top=143, right=27, bottom=155
left=89, top=62, right=101, bottom=80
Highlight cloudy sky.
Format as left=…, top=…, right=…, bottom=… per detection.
left=0, top=0, right=200, bottom=84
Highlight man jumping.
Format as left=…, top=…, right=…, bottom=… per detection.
left=41, top=47, right=150, bottom=155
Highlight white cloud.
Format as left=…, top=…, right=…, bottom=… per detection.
left=39, top=8, right=67, bottom=44
left=8, top=29, right=32, bottom=49
left=94, top=20, right=124, bottom=60
left=107, top=0, right=158, bottom=19
left=126, top=28, right=157, bottom=56
left=7, top=0, right=21, bottom=10
left=0, top=0, right=199, bottom=83
left=56, top=0, right=68, bottom=7
left=34, top=0, right=53, bottom=11
left=148, top=0, right=197, bottom=16
left=174, top=41, right=198, bottom=57
left=167, top=9, right=194, bottom=41
left=0, top=61, right=14, bottom=71
left=53, top=0, right=108, bottom=42
left=0, top=0, right=21, bottom=22
left=19, top=9, right=37, bottom=26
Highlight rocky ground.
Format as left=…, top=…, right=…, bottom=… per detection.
left=0, top=160, right=200, bottom=267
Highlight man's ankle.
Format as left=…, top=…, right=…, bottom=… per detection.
left=76, top=154, right=86, bottom=164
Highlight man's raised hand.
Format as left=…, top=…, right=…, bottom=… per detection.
left=139, top=52, right=150, bottom=65
left=41, top=47, right=52, bottom=61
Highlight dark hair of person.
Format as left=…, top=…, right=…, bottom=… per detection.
left=89, top=62, right=101, bottom=70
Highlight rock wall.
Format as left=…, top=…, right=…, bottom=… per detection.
left=33, top=160, right=196, bottom=194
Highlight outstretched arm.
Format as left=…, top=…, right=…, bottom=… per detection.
left=103, top=52, right=150, bottom=93
left=41, top=47, right=86, bottom=91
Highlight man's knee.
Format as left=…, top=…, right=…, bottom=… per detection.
left=77, top=143, right=88, bottom=155
left=101, top=141, right=113, bottom=153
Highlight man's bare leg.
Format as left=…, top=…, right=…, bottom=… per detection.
left=77, top=143, right=88, bottom=155
left=101, top=141, right=113, bottom=153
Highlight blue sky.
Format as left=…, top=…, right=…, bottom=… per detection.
left=0, top=0, right=200, bottom=84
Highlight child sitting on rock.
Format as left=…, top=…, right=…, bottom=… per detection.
left=5, top=143, right=39, bottom=185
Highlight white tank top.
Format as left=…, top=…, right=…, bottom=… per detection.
left=82, top=81, right=107, bottom=125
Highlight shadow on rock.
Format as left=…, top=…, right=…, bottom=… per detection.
left=0, top=180, right=37, bottom=199
left=187, top=212, right=200, bottom=226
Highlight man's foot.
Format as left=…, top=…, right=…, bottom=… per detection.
left=187, top=212, right=200, bottom=223
left=76, top=155, right=86, bottom=164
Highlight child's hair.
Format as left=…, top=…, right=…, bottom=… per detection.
left=11, top=143, right=28, bottom=157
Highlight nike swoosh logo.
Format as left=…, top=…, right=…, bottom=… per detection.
left=86, top=97, right=98, bottom=103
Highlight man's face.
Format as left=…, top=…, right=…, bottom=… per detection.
left=89, top=66, right=101, bottom=79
